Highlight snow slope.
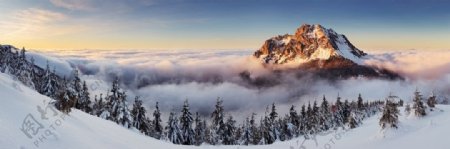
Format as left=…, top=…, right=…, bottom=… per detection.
left=1, top=72, right=449, bottom=149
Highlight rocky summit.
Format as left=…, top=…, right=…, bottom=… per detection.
left=253, top=24, right=401, bottom=80
left=254, top=24, right=367, bottom=64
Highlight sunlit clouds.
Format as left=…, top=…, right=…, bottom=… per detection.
left=0, top=8, right=67, bottom=38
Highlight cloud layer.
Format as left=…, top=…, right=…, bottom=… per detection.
left=29, top=49, right=450, bottom=119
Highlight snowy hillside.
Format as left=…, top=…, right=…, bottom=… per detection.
left=1, top=72, right=449, bottom=149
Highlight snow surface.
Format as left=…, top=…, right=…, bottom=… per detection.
left=1, top=72, right=449, bottom=149
left=335, top=35, right=364, bottom=64
left=310, top=47, right=335, bottom=60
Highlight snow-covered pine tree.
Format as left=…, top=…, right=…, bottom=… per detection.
left=299, top=104, right=306, bottom=135
left=347, top=111, right=358, bottom=129
left=343, top=99, right=351, bottom=124
left=54, top=77, right=76, bottom=114
left=234, top=124, right=242, bottom=144
left=107, top=78, right=133, bottom=127
left=16, top=48, right=35, bottom=89
left=379, top=98, right=399, bottom=129
left=41, top=61, right=58, bottom=98
left=319, top=95, right=332, bottom=131
left=332, top=95, right=345, bottom=129
left=357, top=93, right=364, bottom=111
left=268, top=103, right=280, bottom=144
left=8, top=50, right=20, bottom=75
left=194, top=112, right=205, bottom=145
left=209, top=98, right=226, bottom=145
left=145, top=117, right=153, bottom=136
left=29, top=57, right=42, bottom=90
left=152, top=102, right=163, bottom=139
left=131, top=96, right=149, bottom=134
left=202, top=119, right=211, bottom=144
left=96, top=94, right=110, bottom=118
left=0, top=46, right=7, bottom=72
left=179, top=100, right=195, bottom=145
left=259, top=115, right=269, bottom=145
left=114, top=91, right=133, bottom=127
left=276, top=114, right=291, bottom=141
left=76, top=81, right=92, bottom=113
left=91, top=95, right=99, bottom=115
left=303, top=102, right=313, bottom=138
left=310, top=101, right=320, bottom=133
left=166, top=111, right=183, bottom=144
left=240, top=117, right=252, bottom=145
left=405, top=103, right=411, bottom=116
left=427, top=93, right=437, bottom=110
left=71, top=69, right=82, bottom=103
left=398, top=99, right=404, bottom=107
left=223, top=115, right=237, bottom=145
left=412, top=89, right=426, bottom=117
left=287, top=105, right=299, bottom=138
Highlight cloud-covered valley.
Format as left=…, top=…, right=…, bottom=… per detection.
left=27, top=49, right=450, bottom=119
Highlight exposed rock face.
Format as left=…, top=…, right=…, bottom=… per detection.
left=253, top=24, right=402, bottom=80
left=254, top=24, right=366, bottom=65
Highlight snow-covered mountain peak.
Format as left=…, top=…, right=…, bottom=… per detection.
left=254, top=24, right=367, bottom=64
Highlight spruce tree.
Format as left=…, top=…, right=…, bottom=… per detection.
left=166, top=111, right=183, bottom=144
left=412, top=89, right=426, bottom=117
left=131, top=96, right=149, bottom=134
left=194, top=112, right=205, bottom=145
left=98, top=94, right=112, bottom=119
left=179, top=100, right=195, bottom=145
left=299, top=104, right=306, bottom=135
left=210, top=98, right=226, bottom=145
left=152, top=102, right=163, bottom=139
left=288, top=105, right=299, bottom=136
left=405, top=103, right=411, bottom=116
left=347, top=112, right=358, bottom=129
left=333, top=95, right=345, bottom=128
left=427, top=93, right=437, bottom=110
left=54, top=77, right=75, bottom=113
left=240, top=116, right=253, bottom=145
left=223, top=115, right=237, bottom=145
left=250, top=113, right=259, bottom=144
left=41, top=61, right=57, bottom=98
left=71, top=70, right=82, bottom=103
left=267, top=103, right=280, bottom=144
left=379, top=99, right=399, bottom=129
left=320, top=96, right=331, bottom=131
left=30, top=57, right=41, bottom=90
left=259, top=114, right=270, bottom=145
left=304, top=102, right=313, bottom=137
left=282, top=113, right=296, bottom=140
left=107, top=78, right=133, bottom=127
left=77, top=81, right=92, bottom=113
left=16, top=47, right=35, bottom=89
left=357, top=94, right=364, bottom=111
left=343, top=100, right=351, bottom=124
left=311, top=101, right=319, bottom=133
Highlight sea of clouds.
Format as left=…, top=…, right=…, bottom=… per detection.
left=27, top=49, right=450, bottom=120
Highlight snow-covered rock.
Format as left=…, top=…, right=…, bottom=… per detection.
left=254, top=24, right=366, bottom=64
left=253, top=24, right=402, bottom=80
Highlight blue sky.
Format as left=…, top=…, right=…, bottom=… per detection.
left=0, top=0, right=449, bottom=50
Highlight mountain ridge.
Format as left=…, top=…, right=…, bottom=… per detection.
left=253, top=24, right=402, bottom=80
